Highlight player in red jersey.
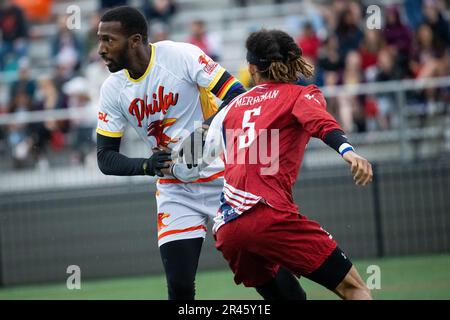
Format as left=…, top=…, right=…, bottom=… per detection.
left=170, top=29, right=373, bottom=299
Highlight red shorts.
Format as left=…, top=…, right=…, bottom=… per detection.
left=215, top=203, right=337, bottom=287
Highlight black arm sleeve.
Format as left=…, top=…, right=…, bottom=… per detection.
left=97, top=133, right=146, bottom=176
left=323, top=129, right=353, bottom=154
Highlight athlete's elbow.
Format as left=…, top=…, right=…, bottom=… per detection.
left=97, top=151, right=114, bottom=175
left=98, top=163, right=112, bottom=175
left=97, top=160, right=111, bottom=175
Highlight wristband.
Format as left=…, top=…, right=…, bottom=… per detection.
left=339, top=143, right=354, bottom=156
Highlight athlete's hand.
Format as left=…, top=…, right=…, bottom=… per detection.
left=178, top=124, right=209, bottom=168
left=143, top=149, right=172, bottom=177
left=342, top=151, right=373, bottom=186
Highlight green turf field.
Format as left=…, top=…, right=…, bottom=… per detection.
left=0, top=254, right=449, bottom=300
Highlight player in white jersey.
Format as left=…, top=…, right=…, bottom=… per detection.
left=95, top=6, right=247, bottom=300
left=95, top=6, right=307, bottom=300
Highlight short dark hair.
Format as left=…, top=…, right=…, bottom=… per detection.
left=100, top=6, right=148, bottom=43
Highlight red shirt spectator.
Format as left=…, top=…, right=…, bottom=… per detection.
left=186, top=20, right=221, bottom=61
left=297, top=23, right=321, bottom=61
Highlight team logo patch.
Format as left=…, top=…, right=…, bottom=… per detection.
left=98, top=112, right=109, bottom=123
left=147, top=118, right=179, bottom=148
left=198, top=54, right=218, bottom=75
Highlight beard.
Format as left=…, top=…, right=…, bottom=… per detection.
left=105, top=46, right=128, bottom=73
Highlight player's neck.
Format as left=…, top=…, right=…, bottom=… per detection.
left=255, top=78, right=275, bottom=86
left=126, top=44, right=152, bottom=80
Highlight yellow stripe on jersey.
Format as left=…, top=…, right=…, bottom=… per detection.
left=96, top=127, right=124, bottom=138
left=198, top=86, right=218, bottom=120
left=207, top=67, right=226, bottom=91
left=125, top=44, right=155, bottom=83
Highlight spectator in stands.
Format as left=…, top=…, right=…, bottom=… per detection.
left=373, top=48, right=403, bottom=130
left=0, top=0, right=28, bottom=70
left=318, top=0, right=348, bottom=34
left=34, top=75, right=68, bottom=156
left=382, top=6, right=414, bottom=75
left=53, top=52, right=77, bottom=94
left=6, top=91, right=34, bottom=168
left=411, top=23, right=450, bottom=79
left=186, top=19, right=222, bottom=61
left=348, top=0, right=363, bottom=24
left=359, top=30, right=384, bottom=82
left=411, top=23, right=450, bottom=114
left=422, top=0, right=450, bottom=50
left=62, top=77, right=97, bottom=166
left=317, top=35, right=344, bottom=87
left=337, top=51, right=364, bottom=132
left=383, top=6, right=414, bottom=55
left=51, top=14, right=83, bottom=73
left=144, top=0, right=177, bottom=25
left=9, top=58, right=35, bottom=102
left=296, top=22, right=321, bottom=63
left=335, top=8, right=364, bottom=59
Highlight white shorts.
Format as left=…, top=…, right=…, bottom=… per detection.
left=155, top=177, right=223, bottom=247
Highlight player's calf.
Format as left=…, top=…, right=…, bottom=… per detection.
left=334, top=266, right=372, bottom=300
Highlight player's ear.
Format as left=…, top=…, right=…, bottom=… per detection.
left=129, top=34, right=142, bottom=48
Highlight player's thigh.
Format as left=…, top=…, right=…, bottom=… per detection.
left=156, top=182, right=210, bottom=247
left=255, top=207, right=343, bottom=280
left=266, top=214, right=354, bottom=292
left=303, top=246, right=353, bottom=292
left=216, top=220, right=278, bottom=287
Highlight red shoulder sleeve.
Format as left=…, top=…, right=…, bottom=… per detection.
left=292, top=85, right=342, bottom=139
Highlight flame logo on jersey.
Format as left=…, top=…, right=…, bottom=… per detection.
left=128, top=86, right=179, bottom=128
left=147, top=118, right=179, bottom=147
left=198, top=54, right=218, bottom=75
left=157, top=213, right=170, bottom=232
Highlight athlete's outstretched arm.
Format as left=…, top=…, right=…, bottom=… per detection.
left=293, top=86, right=373, bottom=186
left=97, top=134, right=171, bottom=177
left=322, top=130, right=373, bottom=186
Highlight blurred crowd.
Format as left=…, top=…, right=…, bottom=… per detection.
left=289, top=0, right=450, bottom=134
left=0, top=0, right=449, bottom=170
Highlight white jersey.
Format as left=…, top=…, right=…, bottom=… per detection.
left=96, top=41, right=228, bottom=180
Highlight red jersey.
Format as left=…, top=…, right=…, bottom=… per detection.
left=213, top=82, right=342, bottom=231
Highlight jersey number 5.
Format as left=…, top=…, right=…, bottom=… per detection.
left=238, top=106, right=261, bottom=149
